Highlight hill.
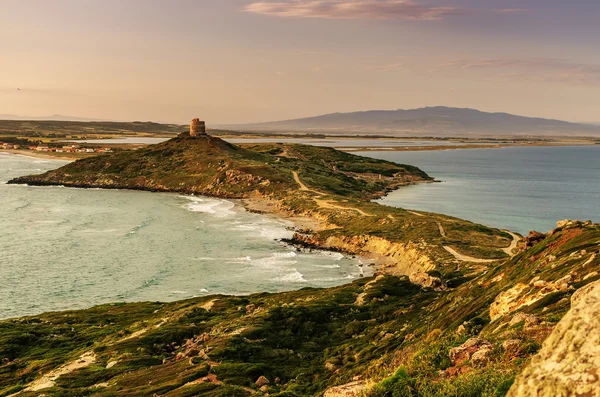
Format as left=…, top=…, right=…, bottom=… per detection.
left=0, top=119, right=186, bottom=138
left=5, top=133, right=600, bottom=396
left=1, top=220, right=598, bottom=396
left=221, top=106, right=600, bottom=137
left=8, top=132, right=516, bottom=271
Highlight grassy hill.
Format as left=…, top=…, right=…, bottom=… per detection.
left=1, top=221, right=598, bottom=396
left=0, top=119, right=186, bottom=138
left=5, top=132, right=591, bottom=396
left=9, top=133, right=514, bottom=270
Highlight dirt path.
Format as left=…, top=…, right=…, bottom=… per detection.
left=502, top=232, right=521, bottom=256
left=437, top=222, right=447, bottom=238
left=292, top=171, right=325, bottom=196
left=292, top=171, right=373, bottom=217
left=407, top=210, right=425, bottom=217
left=314, top=198, right=374, bottom=217
left=443, top=246, right=496, bottom=263
left=18, top=352, right=96, bottom=393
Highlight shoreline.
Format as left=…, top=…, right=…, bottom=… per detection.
left=0, top=149, right=85, bottom=161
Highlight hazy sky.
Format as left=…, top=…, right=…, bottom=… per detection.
left=1, top=0, right=599, bottom=124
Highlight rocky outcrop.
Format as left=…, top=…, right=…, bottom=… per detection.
left=449, top=337, right=493, bottom=367
left=290, top=233, right=435, bottom=277
left=508, top=280, right=600, bottom=397
left=409, top=272, right=447, bottom=291
left=522, top=231, right=546, bottom=248
left=490, top=275, right=575, bottom=321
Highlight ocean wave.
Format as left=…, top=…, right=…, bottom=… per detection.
left=180, top=196, right=236, bottom=218
left=274, top=270, right=308, bottom=283
left=313, top=264, right=341, bottom=269
left=250, top=252, right=298, bottom=268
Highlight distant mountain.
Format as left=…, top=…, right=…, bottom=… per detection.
left=0, top=114, right=108, bottom=122
left=221, top=107, right=600, bottom=137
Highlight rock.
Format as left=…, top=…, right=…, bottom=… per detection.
left=508, top=280, right=600, bottom=397
left=456, top=323, right=467, bottom=335
left=470, top=346, right=494, bottom=368
left=255, top=375, right=270, bottom=387
left=509, top=313, right=539, bottom=328
left=274, top=377, right=281, bottom=384
left=571, top=280, right=600, bottom=307
left=106, top=360, right=118, bottom=369
left=323, top=381, right=367, bottom=397
left=260, top=385, right=268, bottom=392
left=449, top=337, right=493, bottom=367
left=491, top=276, right=575, bottom=321
left=523, top=231, right=546, bottom=247
left=502, top=339, right=521, bottom=351
left=490, top=283, right=529, bottom=321
left=583, top=271, right=598, bottom=281
left=409, top=272, right=447, bottom=291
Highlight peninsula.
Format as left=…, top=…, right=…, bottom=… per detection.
left=4, top=121, right=599, bottom=397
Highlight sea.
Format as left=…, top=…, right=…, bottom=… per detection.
left=2, top=144, right=599, bottom=318
left=0, top=153, right=365, bottom=319
left=366, top=145, right=600, bottom=235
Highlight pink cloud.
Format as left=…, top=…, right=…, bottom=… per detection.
left=244, top=0, right=464, bottom=21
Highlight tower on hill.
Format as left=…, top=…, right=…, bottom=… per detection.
left=190, top=119, right=206, bottom=137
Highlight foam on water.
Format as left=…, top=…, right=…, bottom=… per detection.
left=182, top=196, right=236, bottom=217
left=274, top=270, right=308, bottom=283
left=0, top=153, right=365, bottom=319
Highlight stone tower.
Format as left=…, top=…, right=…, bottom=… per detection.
left=190, top=118, right=206, bottom=137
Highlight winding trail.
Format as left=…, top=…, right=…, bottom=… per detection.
left=443, top=246, right=496, bottom=263
left=292, top=171, right=373, bottom=216
left=19, top=352, right=97, bottom=393
left=502, top=232, right=521, bottom=256
left=292, top=171, right=325, bottom=196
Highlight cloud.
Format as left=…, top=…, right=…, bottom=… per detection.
left=244, top=0, right=464, bottom=21
left=439, top=58, right=600, bottom=85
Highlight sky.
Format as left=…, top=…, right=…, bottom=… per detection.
left=1, top=0, right=599, bottom=124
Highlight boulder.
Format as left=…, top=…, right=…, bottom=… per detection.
left=470, top=346, right=494, bottom=368
left=449, top=337, right=493, bottom=367
left=409, top=272, right=447, bottom=291
left=508, top=280, right=600, bottom=397
left=255, top=375, right=270, bottom=387
left=502, top=339, right=521, bottom=351
left=509, top=313, right=539, bottom=328
left=523, top=231, right=546, bottom=247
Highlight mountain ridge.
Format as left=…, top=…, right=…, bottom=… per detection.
left=219, top=106, right=600, bottom=137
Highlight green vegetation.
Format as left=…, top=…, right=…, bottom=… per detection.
left=5, top=133, right=598, bottom=396
left=1, top=223, right=598, bottom=396
left=8, top=134, right=513, bottom=268
left=0, top=120, right=185, bottom=138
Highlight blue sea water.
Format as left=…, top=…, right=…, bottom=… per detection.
left=364, top=145, right=600, bottom=235
left=0, top=153, right=365, bottom=319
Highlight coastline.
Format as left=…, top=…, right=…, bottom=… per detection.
left=0, top=149, right=85, bottom=161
